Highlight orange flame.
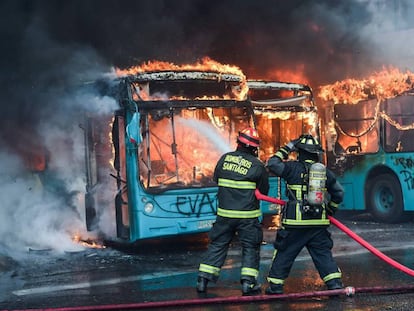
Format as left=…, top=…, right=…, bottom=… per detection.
left=72, top=234, right=106, bottom=249
left=116, top=56, right=246, bottom=78
left=117, top=57, right=248, bottom=101
left=318, top=66, right=414, bottom=104
left=262, top=65, right=310, bottom=85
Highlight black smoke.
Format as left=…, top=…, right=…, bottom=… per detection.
left=2, top=0, right=414, bottom=131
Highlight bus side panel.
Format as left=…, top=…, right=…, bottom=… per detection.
left=330, top=156, right=370, bottom=211
left=338, top=182, right=357, bottom=210
left=387, top=154, right=414, bottom=212
left=335, top=153, right=414, bottom=212
left=129, top=189, right=218, bottom=240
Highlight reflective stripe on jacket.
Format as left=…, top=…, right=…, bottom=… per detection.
left=214, top=149, right=269, bottom=218
left=267, top=154, right=344, bottom=228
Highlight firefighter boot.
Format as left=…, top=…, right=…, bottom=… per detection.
left=265, top=283, right=284, bottom=295
left=326, top=278, right=343, bottom=290
left=196, top=276, right=209, bottom=293
left=241, top=279, right=261, bottom=296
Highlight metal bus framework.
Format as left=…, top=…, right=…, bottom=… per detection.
left=325, top=89, right=414, bottom=223
left=84, top=70, right=259, bottom=242
left=247, top=80, right=320, bottom=216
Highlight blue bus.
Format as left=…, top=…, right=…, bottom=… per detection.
left=84, top=66, right=259, bottom=242
left=324, top=90, right=414, bottom=223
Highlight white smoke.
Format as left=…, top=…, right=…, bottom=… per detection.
left=0, top=16, right=119, bottom=259
left=0, top=90, right=118, bottom=260
left=0, top=148, right=85, bottom=258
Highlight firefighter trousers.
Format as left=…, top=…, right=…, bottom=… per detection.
left=267, top=227, right=342, bottom=285
left=198, top=216, right=263, bottom=283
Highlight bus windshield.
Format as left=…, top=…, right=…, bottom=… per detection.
left=127, top=70, right=253, bottom=192
left=139, top=105, right=252, bottom=190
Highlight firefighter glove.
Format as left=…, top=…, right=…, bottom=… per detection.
left=285, top=138, right=301, bottom=152
left=326, top=202, right=337, bottom=216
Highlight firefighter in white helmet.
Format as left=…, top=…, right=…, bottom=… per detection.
left=196, top=127, right=269, bottom=296
left=265, top=134, right=344, bottom=294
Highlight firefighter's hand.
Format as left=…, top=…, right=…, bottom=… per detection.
left=326, top=202, right=337, bottom=216
left=285, top=138, right=301, bottom=152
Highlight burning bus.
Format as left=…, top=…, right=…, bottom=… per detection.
left=84, top=59, right=258, bottom=242
left=319, top=67, right=414, bottom=223
left=247, top=80, right=320, bottom=218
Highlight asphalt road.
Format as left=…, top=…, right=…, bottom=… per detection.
left=2, top=212, right=414, bottom=311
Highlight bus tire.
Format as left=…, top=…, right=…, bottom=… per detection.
left=367, top=173, right=404, bottom=223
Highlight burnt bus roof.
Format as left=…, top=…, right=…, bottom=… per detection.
left=126, top=70, right=245, bottom=82
left=116, top=70, right=251, bottom=112
left=247, top=80, right=313, bottom=93
left=247, top=80, right=316, bottom=112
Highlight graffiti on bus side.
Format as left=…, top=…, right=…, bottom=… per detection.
left=400, top=171, right=414, bottom=190
left=394, top=157, right=414, bottom=190
left=394, top=157, right=414, bottom=169
left=175, top=193, right=217, bottom=217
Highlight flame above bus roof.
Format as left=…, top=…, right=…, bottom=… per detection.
left=116, top=57, right=246, bottom=78
left=114, top=58, right=249, bottom=102
left=318, top=67, right=414, bottom=105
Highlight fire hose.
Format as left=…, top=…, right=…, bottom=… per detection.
left=10, top=285, right=414, bottom=311
left=254, top=189, right=414, bottom=277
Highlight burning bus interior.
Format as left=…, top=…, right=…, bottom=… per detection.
left=247, top=80, right=319, bottom=162
left=333, top=99, right=380, bottom=156
left=330, top=93, right=414, bottom=158
left=319, top=70, right=414, bottom=168
left=382, top=91, right=414, bottom=153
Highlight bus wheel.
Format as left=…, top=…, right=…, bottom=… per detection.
left=367, top=173, right=403, bottom=223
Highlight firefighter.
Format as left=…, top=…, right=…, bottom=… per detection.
left=265, top=134, right=344, bottom=295
left=196, top=127, right=270, bottom=296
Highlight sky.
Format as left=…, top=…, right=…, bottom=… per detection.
left=0, top=0, right=413, bottom=259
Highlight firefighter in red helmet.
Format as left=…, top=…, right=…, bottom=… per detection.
left=196, top=127, right=269, bottom=296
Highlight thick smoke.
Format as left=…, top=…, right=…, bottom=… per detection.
left=0, top=1, right=118, bottom=258
left=0, top=0, right=413, bottom=259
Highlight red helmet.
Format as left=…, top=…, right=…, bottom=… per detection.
left=237, top=127, right=260, bottom=147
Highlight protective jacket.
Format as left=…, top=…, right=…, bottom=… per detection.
left=198, top=147, right=269, bottom=285
left=214, top=148, right=269, bottom=218
left=267, top=145, right=344, bottom=228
